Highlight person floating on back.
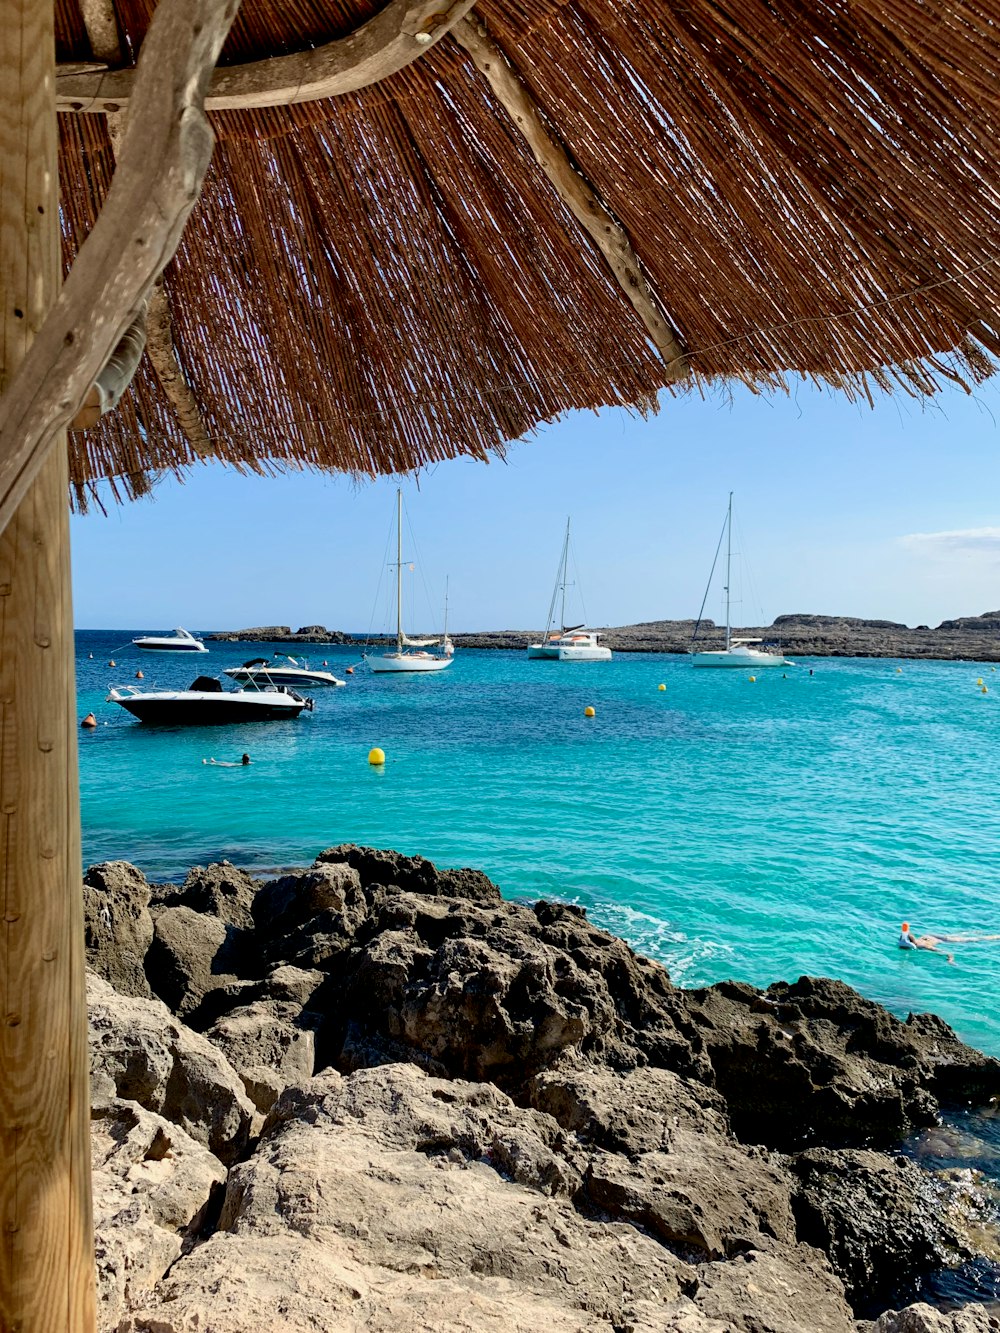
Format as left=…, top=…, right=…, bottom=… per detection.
left=898, top=922, right=954, bottom=964
left=203, top=753, right=252, bottom=768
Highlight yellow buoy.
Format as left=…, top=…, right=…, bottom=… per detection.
left=977, top=678, right=984, bottom=686
left=748, top=675, right=756, bottom=683
left=80, top=712, right=97, bottom=729
left=896, top=667, right=902, bottom=674
left=982, top=686, right=989, bottom=695
left=584, top=706, right=596, bottom=718
left=658, top=683, right=666, bottom=691
left=368, top=747, right=386, bottom=765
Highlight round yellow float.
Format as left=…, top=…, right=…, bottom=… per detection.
left=368, top=747, right=386, bottom=765
left=584, top=706, right=596, bottom=718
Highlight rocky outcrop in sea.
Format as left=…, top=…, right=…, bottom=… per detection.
left=84, top=850, right=1000, bottom=1331
left=205, top=611, right=1000, bottom=660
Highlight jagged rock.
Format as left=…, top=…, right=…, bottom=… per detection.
left=691, top=1242, right=856, bottom=1331
left=526, top=1065, right=730, bottom=1152
left=160, top=860, right=260, bottom=930
left=92, top=1097, right=225, bottom=1327
left=145, top=905, right=252, bottom=1019
left=121, top=1063, right=698, bottom=1331
left=252, top=861, right=364, bottom=937
left=88, top=973, right=253, bottom=1164
left=334, top=893, right=708, bottom=1087
left=207, top=1000, right=318, bottom=1113
left=683, top=977, right=1000, bottom=1150
left=316, top=843, right=503, bottom=904
left=584, top=1130, right=795, bottom=1260
left=872, top=1305, right=1000, bottom=1332
left=789, top=1147, right=960, bottom=1313
left=83, top=861, right=153, bottom=998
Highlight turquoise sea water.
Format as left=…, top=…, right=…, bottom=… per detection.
left=77, top=633, right=1000, bottom=1058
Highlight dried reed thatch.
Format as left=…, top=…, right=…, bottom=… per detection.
left=57, top=0, right=1000, bottom=503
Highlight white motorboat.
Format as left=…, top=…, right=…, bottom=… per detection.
left=367, top=490, right=454, bottom=674
left=691, top=494, right=792, bottom=669
left=223, top=653, right=346, bottom=688
left=132, top=627, right=208, bottom=653
left=527, top=518, right=611, bottom=661
left=107, top=674, right=313, bottom=724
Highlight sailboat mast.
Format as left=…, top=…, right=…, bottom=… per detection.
left=396, top=487, right=403, bottom=652
left=444, top=575, right=449, bottom=639
left=559, top=518, right=570, bottom=631
left=724, top=491, right=733, bottom=652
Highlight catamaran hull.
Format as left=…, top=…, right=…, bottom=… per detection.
left=691, top=651, right=789, bottom=668
left=368, top=654, right=453, bottom=673
left=529, top=644, right=611, bottom=661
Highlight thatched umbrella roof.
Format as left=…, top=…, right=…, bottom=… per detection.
left=56, top=0, right=1000, bottom=506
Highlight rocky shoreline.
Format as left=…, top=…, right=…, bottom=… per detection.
left=85, top=847, right=1000, bottom=1332
left=205, top=611, right=1000, bottom=661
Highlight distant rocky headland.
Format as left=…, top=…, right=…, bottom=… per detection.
left=85, top=846, right=1000, bottom=1331
left=206, top=611, right=1000, bottom=660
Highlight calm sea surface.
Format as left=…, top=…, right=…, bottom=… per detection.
left=76, top=632, right=1000, bottom=1057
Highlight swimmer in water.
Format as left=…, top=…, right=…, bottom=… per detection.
left=203, top=754, right=252, bottom=768
left=898, top=922, right=954, bottom=964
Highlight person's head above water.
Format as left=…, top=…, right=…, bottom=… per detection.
left=241, top=753, right=251, bottom=765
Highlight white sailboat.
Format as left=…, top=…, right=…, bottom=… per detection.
left=691, top=493, right=791, bottom=669
left=367, top=490, right=454, bottom=674
left=527, top=518, right=611, bottom=662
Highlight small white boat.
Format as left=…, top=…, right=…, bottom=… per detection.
left=367, top=491, right=454, bottom=675
left=223, top=654, right=346, bottom=688
left=132, top=627, right=208, bottom=653
left=107, top=674, right=313, bottom=724
left=691, top=494, right=792, bottom=669
left=527, top=519, right=611, bottom=662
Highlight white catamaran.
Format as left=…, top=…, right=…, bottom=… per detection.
left=527, top=518, right=611, bottom=662
left=367, top=490, right=454, bottom=674
left=691, top=494, right=791, bottom=669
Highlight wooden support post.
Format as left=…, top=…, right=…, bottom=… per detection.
left=0, top=1, right=96, bottom=1330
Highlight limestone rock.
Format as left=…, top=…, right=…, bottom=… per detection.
left=88, top=973, right=253, bottom=1164
left=83, top=861, right=154, bottom=998
left=683, top=976, right=1000, bottom=1149
left=252, top=861, right=363, bottom=936
left=145, top=905, right=252, bottom=1019
left=691, top=1243, right=856, bottom=1332
left=789, top=1147, right=960, bottom=1313
left=159, top=859, right=261, bottom=930
left=872, top=1305, right=1000, bottom=1332
left=316, top=843, right=503, bottom=904
left=207, top=999, right=318, bottom=1113
left=92, top=1097, right=225, bottom=1327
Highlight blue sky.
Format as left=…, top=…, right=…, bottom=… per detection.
left=71, top=378, right=1000, bottom=632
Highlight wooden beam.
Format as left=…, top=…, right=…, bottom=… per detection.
left=56, top=0, right=480, bottom=113
left=145, top=280, right=217, bottom=455
left=96, top=114, right=217, bottom=456
left=80, top=0, right=122, bottom=64
left=0, top=2, right=94, bottom=1329
left=453, top=17, right=689, bottom=382
left=0, top=0, right=239, bottom=538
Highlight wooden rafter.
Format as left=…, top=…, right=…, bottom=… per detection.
left=80, top=0, right=122, bottom=64
left=56, top=0, right=480, bottom=113
left=0, top=0, right=239, bottom=536
left=453, top=17, right=689, bottom=383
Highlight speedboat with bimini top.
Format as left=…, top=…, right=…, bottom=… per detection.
left=223, top=653, right=346, bottom=688
left=107, top=674, right=313, bottom=724
left=132, top=627, right=208, bottom=653
left=527, top=518, right=611, bottom=661
left=690, top=494, right=792, bottom=669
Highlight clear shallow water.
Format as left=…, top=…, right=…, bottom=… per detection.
left=77, top=632, right=1000, bottom=1057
